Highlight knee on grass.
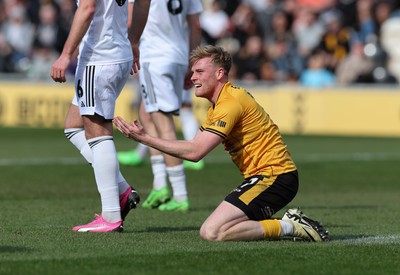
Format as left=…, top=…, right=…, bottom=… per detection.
left=199, top=224, right=227, bottom=242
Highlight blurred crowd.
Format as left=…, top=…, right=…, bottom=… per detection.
left=0, top=0, right=75, bottom=80
left=1, top=0, right=400, bottom=87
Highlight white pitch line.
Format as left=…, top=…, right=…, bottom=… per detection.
left=337, top=234, right=400, bottom=244
left=1, top=152, right=400, bottom=166
left=205, top=152, right=400, bottom=164
left=0, top=157, right=85, bottom=166
left=294, top=152, right=400, bottom=163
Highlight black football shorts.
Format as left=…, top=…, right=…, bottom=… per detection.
left=225, top=170, right=299, bottom=220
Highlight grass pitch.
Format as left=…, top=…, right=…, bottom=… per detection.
left=0, top=127, right=399, bottom=274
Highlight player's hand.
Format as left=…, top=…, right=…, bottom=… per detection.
left=131, top=43, right=141, bottom=74
left=113, top=116, right=145, bottom=141
left=51, top=55, right=71, bottom=83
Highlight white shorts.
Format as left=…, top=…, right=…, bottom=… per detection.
left=139, top=62, right=187, bottom=114
left=72, top=61, right=132, bottom=120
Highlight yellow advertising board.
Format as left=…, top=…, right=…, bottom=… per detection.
left=247, top=86, right=400, bottom=137
left=0, top=82, right=135, bottom=128
left=1, top=81, right=400, bottom=137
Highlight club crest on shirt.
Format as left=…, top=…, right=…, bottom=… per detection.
left=115, top=0, right=127, bottom=6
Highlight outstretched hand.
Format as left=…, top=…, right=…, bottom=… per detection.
left=113, top=116, right=145, bottom=141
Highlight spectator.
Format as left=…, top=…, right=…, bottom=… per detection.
left=292, top=6, right=325, bottom=61
left=372, top=0, right=396, bottom=35
left=57, top=0, right=76, bottom=31
left=335, top=41, right=374, bottom=84
left=28, top=40, right=58, bottom=80
left=230, top=3, right=263, bottom=46
left=200, top=0, right=230, bottom=45
left=253, top=0, right=281, bottom=40
left=299, top=49, right=335, bottom=88
left=352, top=0, right=376, bottom=44
left=0, top=4, right=34, bottom=72
left=319, top=9, right=352, bottom=72
left=233, top=35, right=265, bottom=81
left=27, top=2, right=69, bottom=80
left=33, top=2, right=68, bottom=54
left=264, top=9, right=303, bottom=81
left=0, top=1, right=10, bottom=72
left=259, top=58, right=277, bottom=82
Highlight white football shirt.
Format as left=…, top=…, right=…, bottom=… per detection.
left=130, top=0, right=203, bottom=65
left=77, top=0, right=133, bottom=66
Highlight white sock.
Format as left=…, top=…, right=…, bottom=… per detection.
left=279, top=220, right=294, bottom=237
left=64, top=128, right=93, bottom=163
left=136, top=143, right=149, bottom=159
left=150, top=155, right=167, bottom=190
left=88, top=136, right=121, bottom=223
left=166, top=164, right=187, bottom=202
left=65, top=128, right=129, bottom=195
left=179, top=108, right=199, bottom=140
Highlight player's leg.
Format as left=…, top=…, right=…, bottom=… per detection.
left=139, top=102, right=171, bottom=209
left=71, top=62, right=137, bottom=232
left=150, top=110, right=188, bottom=211
left=70, top=114, right=124, bottom=232
left=83, top=114, right=122, bottom=221
left=64, top=104, right=138, bottom=221
left=200, top=201, right=266, bottom=241
left=179, top=89, right=204, bottom=170
left=139, top=62, right=188, bottom=211
left=152, top=63, right=188, bottom=211
left=117, top=86, right=149, bottom=166
left=201, top=172, right=299, bottom=241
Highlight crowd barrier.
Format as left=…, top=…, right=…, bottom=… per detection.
left=0, top=81, right=399, bottom=137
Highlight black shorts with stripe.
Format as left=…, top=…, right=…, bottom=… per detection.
left=224, top=170, right=299, bottom=221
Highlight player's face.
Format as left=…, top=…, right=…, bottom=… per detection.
left=191, top=57, right=220, bottom=100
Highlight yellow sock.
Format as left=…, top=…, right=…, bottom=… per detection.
left=259, top=219, right=282, bottom=239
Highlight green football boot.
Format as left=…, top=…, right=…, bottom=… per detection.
left=142, top=187, right=171, bottom=209
left=183, top=160, right=205, bottom=170
left=117, top=150, right=144, bottom=166
left=158, top=199, right=189, bottom=212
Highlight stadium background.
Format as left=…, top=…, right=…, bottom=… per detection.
left=1, top=0, right=400, bottom=137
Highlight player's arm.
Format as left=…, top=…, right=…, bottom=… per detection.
left=184, top=12, right=202, bottom=89
left=187, top=12, right=202, bottom=53
left=127, top=0, right=134, bottom=29
left=51, top=0, right=96, bottom=83
left=113, top=116, right=223, bottom=162
left=128, top=0, right=150, bottom=74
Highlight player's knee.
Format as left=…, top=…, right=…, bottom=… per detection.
left=199, top=223, right=225, bottom=242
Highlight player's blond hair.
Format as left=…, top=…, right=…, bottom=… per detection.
left=189, top=45, right=231, bottom=76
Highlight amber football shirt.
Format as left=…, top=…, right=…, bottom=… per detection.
left=200, top=82, right=296, bottom=178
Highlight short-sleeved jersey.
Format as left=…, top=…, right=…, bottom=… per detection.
left=200, top=82, right=297, bottom=178
left=77, top=0, right=133, bottom=66
left=130, top=0, right=203, bottom=65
